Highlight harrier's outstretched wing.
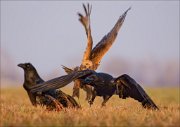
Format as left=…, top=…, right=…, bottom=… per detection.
left=90, top=7, right=131, bottom=70
left=30, top=70, right=94, bottom=93
left=78, top=3, right=93, bottom=62
left=114, top=74, right=159, bottom=110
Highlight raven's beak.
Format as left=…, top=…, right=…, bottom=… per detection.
left=17, top=63, right=25, bottom=68
left=84, top=77, right=93, bottom=84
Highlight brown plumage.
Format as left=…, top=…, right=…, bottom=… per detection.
left=62, top=4, right=131, bottom=100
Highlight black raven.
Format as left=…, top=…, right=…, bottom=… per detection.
left=63, top=4, right=131, bottom=100
left=18, top=63, right=80, bottom=110
left=83, top=73, right=159, bottom=110
left=29, top=70, right=159, bottom=110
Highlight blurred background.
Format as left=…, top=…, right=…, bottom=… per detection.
left=1, top=1, right=179, bottom=87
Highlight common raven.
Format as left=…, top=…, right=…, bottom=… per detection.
left=29, top=69, right=159, bottom=110
left=18, top=63, right=80, bottom=110
left=62, top=3, right=131, bottom=100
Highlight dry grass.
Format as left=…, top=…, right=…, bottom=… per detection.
left=0, top=86, right=179, bottom=127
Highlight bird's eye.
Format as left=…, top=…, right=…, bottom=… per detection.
left=26, top=64, right=30, bottom=68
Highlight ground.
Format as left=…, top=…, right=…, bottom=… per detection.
left=0, top=86, right=179, bottom=127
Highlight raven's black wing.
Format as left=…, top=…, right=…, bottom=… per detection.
left=29, top=70, right=94, bottom=93
left=114, top=74, right=159, bottom=110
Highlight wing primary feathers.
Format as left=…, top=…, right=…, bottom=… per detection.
left=90, top=7, right=131, bottom=70
left=87, top=3, right=90, bottom=15
left=29, top=70, right=94, bottom=94
left=115, top=74, right=159, bottom=110
left=125, top=7, right=131, bottom=14
left=78, top=3, right=93, bottom=64
left=30, top=74, right=73, bottom=93
left=83, top=3, right=88, bottom=16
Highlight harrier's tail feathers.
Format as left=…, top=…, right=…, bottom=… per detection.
left=61, top=65, right=73, bottom=74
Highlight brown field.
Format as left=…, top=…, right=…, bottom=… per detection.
left=0, top=86, right=180, bottom=127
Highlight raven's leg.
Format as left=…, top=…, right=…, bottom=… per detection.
left=88, top=90, right=96, bottom=107
left=27, top=92, right=37, bottom=106
left=102, top=95, right=112, bottom=107
left=44, top=94, right=63, bottom=111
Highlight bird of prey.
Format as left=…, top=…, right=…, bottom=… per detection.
left=62, top=3, right=131, bottom=100
left=18, top=63, right=80, bottom=110
left=29, top=69, right=159, bottom=110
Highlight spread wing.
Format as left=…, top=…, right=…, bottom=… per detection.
left=114, top=74, right=159, bottom=110
left=90, top=7, right=131, bottom=70
left=29, top=70, right=94, bottom=93
left=78, top=3, right=93, bottom=62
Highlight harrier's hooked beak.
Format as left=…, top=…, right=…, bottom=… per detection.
left=17, top=63, right=25, bottom=68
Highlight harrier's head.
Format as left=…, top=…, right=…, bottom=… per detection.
left=80, top=60, right=93, bottom=70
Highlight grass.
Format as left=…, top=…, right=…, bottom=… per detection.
left=0, top=86, right=180, bottom=127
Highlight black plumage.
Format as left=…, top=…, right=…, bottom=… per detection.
left=84, top=73, right=159, bottom=110
left=18, top=63, right=80, bottom=110
left=29, top=69, right=159, bottom=110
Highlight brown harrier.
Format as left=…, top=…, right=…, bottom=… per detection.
left=62, top=4, right=131, bottom=101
